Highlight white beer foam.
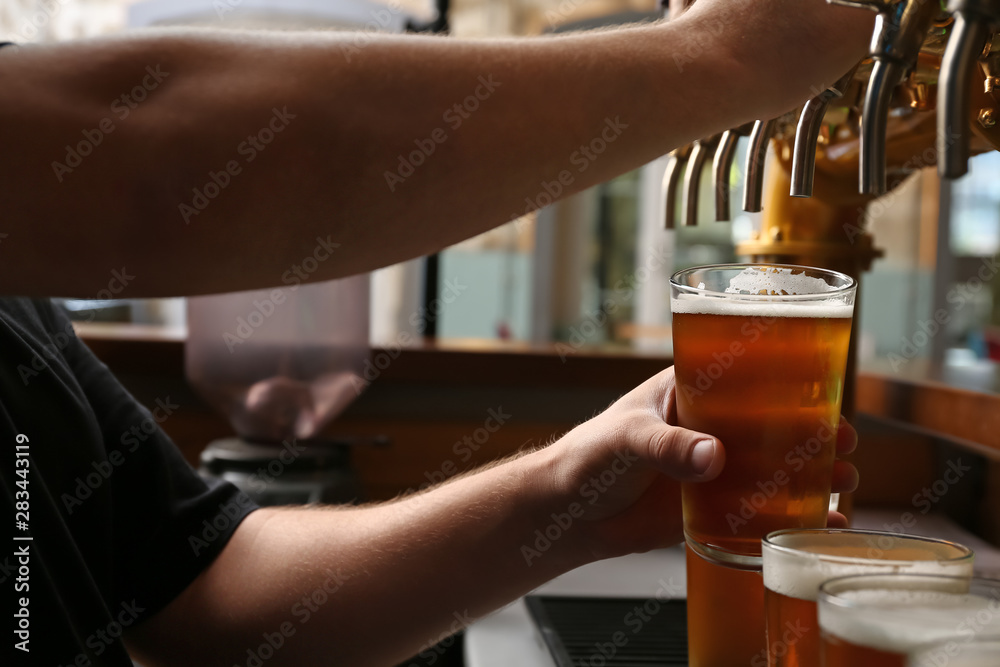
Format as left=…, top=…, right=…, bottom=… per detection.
left=819, top=589, right=1000, bottom=654
left=725, top=266, right=839, bottom=296
left=912, top=641, right=1000, bottom=667
left=763, top=533, right=974, bottom=602
left=671, top=293, right=853, bottom=319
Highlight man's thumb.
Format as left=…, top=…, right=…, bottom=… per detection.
left=637, top=425, right=725, bottom=482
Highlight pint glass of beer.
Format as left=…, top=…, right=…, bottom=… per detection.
left=670, top=265, right=856, bottom=567
left=818, top=574, right=1000, bottom=667
left=910, top=636, right=1000, bottom=667
left=762, top=529, right=974, bottom=667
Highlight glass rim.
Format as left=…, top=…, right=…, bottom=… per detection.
left=669, top=263, right=857, bottom=302
left=763, top=528, right=975, bottom=568
left=818, top=573, right=1000, bottom=611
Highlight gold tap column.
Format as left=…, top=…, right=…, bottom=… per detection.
left=737, top=151, right=883, bottom=522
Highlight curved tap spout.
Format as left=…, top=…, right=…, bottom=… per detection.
left=663, top=145, right=692, bottom=230
left=938, top=6, right=994, bottom=178
left=860, top=59, right=906, bottom=194
left=791, top=70, right=858, bottom=198
left=743, top=118, right=778, bottom=213
left=713, top=130, right=741, bottom=221
left=684, top=136, right=721, bottom=227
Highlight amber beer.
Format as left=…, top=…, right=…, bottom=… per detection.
left=761, top=529, right=974, bottom=667
left=686, top=545, right=767, bottom=667
left=819, top=575, right=1000, bottom=667
left=670, top=265, right=856, bottom=565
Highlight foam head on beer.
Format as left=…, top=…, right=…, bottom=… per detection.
left=818, top=575, right=1000, bottom=665
left=672, top=266, right=854, bottom=319
left=910, top=637, right=1000, bottom=667
left=763, top=530, right=975, bottom=602
left=821, top=589, right=999, bottom=652
left=723, top=266, right=842, bottom=295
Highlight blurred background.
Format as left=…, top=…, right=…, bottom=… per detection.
left=6, top=2, right=1000, bottom=664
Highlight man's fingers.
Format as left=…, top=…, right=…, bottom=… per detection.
left=827, top=510, right=849, bottom=529
left=831, top=460, right=860, bottom=494
left=633, top=419, right=725, bottom=482
left=836, top=417, right=858, bottom=455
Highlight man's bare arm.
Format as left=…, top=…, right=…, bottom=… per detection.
left=0, top=0, right=871, bottom=298
left=123, top=367, right=860, bottom=667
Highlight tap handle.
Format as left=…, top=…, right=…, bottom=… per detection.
left=743, top=118, right=779, bottom=213
left=663, top=145, right=692, bottom=230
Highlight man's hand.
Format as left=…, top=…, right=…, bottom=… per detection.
left=540, top=366, right=860, bottom=562
left=679, top=0, right=876, bottom=119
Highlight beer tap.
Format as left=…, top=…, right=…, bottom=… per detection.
left=829, top=0, right=941, bottom=194
left=683, top=135, right=722, bottom=226
left=790, top=69, right=858, bottom=198
left=743, top=118, right=778, bottom=213
left=660, top=0, right=696, bottom=229
left=663, top=145, right=693, bottom=229
left=712, top=124, right=753, bottom=221
left=938, top=0, right=1000, bottom=179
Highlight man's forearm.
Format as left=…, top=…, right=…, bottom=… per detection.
left=127, top=445, right=583, bottom=667
left=0, top=3, right=869, bottom=298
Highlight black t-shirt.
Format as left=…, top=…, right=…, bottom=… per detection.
left=2, top=298, right=257, bottom=666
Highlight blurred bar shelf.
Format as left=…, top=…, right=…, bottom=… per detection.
left=856, top=358, right=1000, bottom=456
left=74, top=323, right=1000, bottom=455
left=73, top=322, right=675, bottom=391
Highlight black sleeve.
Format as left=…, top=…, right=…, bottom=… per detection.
left=37, top=300, right=258, bottom=618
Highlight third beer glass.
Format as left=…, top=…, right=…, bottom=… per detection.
left=910, top=636, right=1000, bottom=667
left=670, top=265, right=856, bottom=567
left=819, top=574, right=1000, bottom=667
left=762, top=529, right=974, bottom=667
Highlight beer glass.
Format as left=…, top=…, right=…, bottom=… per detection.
left=909, top=636, right=1000, bottom=667
left=671, top=264, right=855, bottom=667
left=818, top=574, right=1000, bottom=667
left=762, top=529, right=974, bottom=667
left=670, top=264, right=856, bottom=568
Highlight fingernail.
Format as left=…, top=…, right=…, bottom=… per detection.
left=691, top=439, right=717, bottom=476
